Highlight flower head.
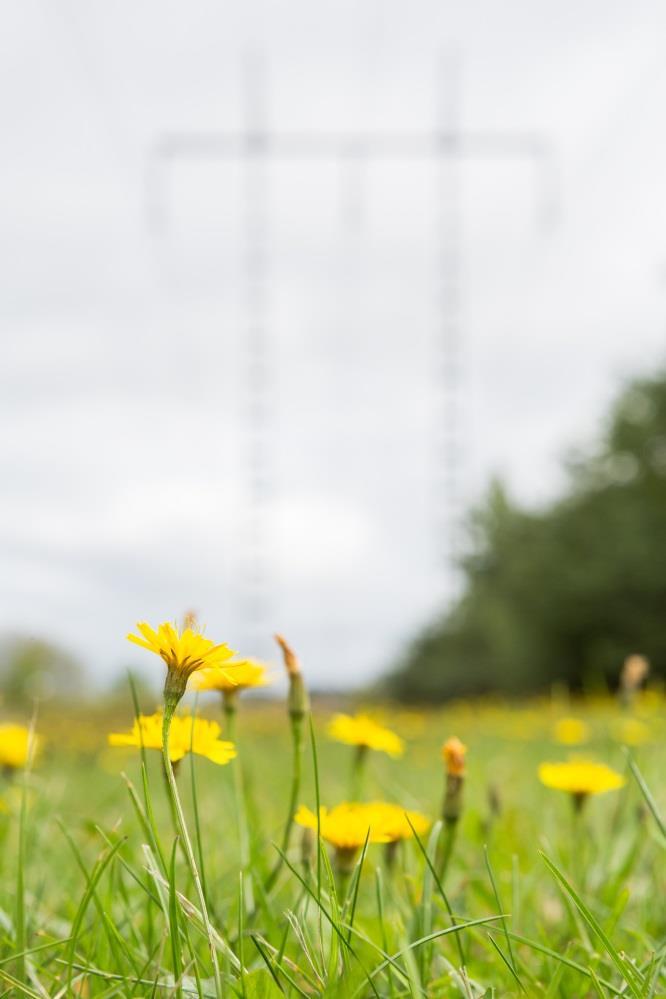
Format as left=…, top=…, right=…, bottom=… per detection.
left=109, top=712, right=236, bottom=766
left=612, top=717, right=651, bottom=746
left=553, top=717, right=589, bottom=746
left=127, top=621, right=236, bottom=708
left=0, top=724, right=39, bottom=770
left=538, top=760, right=626, bottom=798
left=192, top=659, right=270, bottom=695
left=295, top=800, right=429, bottom=862
left=328, top=713, right=404, bottom=757
left=367, top=802, right=430, bottom=842
left=295, top=802, right=393, bottom=850
left=442, top=736, right=467, bottom=776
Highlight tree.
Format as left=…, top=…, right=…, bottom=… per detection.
left=385, top=371, right=666, bottom=701
left=0, top=635, right=86, bottom=707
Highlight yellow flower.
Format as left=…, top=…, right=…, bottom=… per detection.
left=295, top=802, right=393, bottom=850
left=612, top=718, right=651, bottom=746
left=192, top=659, right=270, bottom=695
left=0, top=724, right=39, bottom=770
left=127, top=621, right=237, bottom=706
left=538, top=760, right=625, bottom=798
left=553, top=717, right=589, bottom=746
left=327, top=714, right=404, bottom=757
left=367, top=801, right=430, bottom=842
left=108, top=713, right=236, bottom=766
left=295, top=800, right=429, bottom=857
left=442, top=736, right=467, bottom=776
left=127, top=621, right=235, bottom=674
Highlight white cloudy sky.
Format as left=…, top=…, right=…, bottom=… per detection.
left=1, top=1, right=666, bottom=689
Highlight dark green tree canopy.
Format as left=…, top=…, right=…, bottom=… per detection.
left=385, top=371, right=666, bottom=701
left=0, top=634, right=86, bottom=707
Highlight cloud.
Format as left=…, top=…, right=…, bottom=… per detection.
left=1, top=1, right=665, bottom=685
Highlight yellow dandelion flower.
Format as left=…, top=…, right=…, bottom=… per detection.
left=127, top=620, right=237, bottom=707
left=367, top=801, right=430, bottom=842
left=553, top=717, right=589, bottom=746
left=295, top=802, right=394, bottom=850
left=108, top=713, right=236, bottom=766
left=295, top=801, right=428, bottom=873
left=0, top=724, right=39, bottom=770
left=192, top=659, right=270, bottom=695
left=327, top=714, right=404, bottom=757
left=612, top=717, right=651, bottom=746
left=538, top=759, right=625, bottom=799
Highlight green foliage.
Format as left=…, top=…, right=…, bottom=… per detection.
left=386, top=371, right=666, bottom=701
left=2, top=698, right=665, bottom=996
left=0, top=634, right=86, bottom=707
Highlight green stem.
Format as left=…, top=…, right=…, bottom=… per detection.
left=350, top=744, right=368, bottom=800
left=224, top=695, right=254, bottom=912
left=436, top=818, right=458, bottom=882
left=571, top=793, right=587, bottom=889
left=265, top=714, right=304, bottom=892
left=162, top=706, right=223, bottom=998
left=162, top=758, right=181, bottom=835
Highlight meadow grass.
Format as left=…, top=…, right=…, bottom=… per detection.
left=1, top=692, right=665, bottom=997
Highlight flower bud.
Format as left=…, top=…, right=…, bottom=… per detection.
left=620, top=653, right=649, bottom=707
left=275, top=634, right=310, bottom=720
left=442, top=736, right=467, bottom=826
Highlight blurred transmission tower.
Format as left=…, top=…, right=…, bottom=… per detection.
left=146, top=51, right=557, bottom=646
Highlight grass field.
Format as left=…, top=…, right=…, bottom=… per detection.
left=1, top=682, right=665, bottom=997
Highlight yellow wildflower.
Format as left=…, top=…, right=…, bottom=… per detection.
left=295, top=800, right=428, bottom=873
left=367, top=801, right=430, bottom=842
left=192, top=659, right=270, bottom=695
left=328, top=713, right=404, bottom=757
left=295, top=802, right=393, bottom=850
left=127, top=621, right=237, bottom=707
left=553, top=717, right=589, bottom=746
left=612, top=717, right=651, bottom=746
left=108, top=713, right=236, bottom=766
left=0, top=724, right=39, bottom=770
left=538, top=760, right=625, bottom=801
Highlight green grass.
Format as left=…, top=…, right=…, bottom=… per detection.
left=1, top=692, right=665, bottom=997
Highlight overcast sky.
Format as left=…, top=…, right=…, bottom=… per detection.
left=2, top=1, right=666, bottom=689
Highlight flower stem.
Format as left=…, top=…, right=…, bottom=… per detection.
left=162, top=758, right=181, bottom=835
left=162, top=706, right=223, bottom=997
left=224, top=694, right=254, bottom=912
left=436, top=818, right=458, bottom=882
left=265, top=713, right=304, bottom=892
left=350, top=744, right=368, bottom=800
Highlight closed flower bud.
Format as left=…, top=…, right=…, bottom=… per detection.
left=442, top=737, right=466, bottom=777
left=620, top=654, right=649, bottom=707
left=442, top=737, right=467, bottom=826
left=275, top=634, right=310, bottom=719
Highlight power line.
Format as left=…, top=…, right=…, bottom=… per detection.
left=146, top=53, right=558, bottom=644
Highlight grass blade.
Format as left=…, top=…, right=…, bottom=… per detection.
left=540, top=852, right=643, bottom=998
